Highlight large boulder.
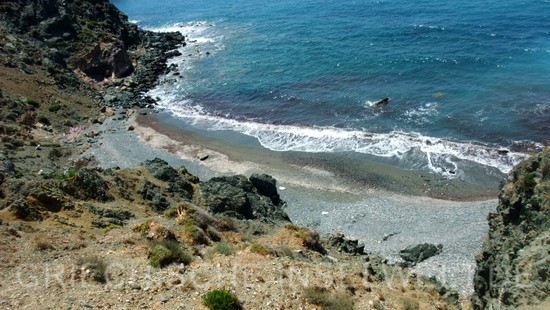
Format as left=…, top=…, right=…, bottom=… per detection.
left=200, top=174, right=289, bottom=222
left=399, top=243, right=442, bottom=266
left=327, top=232, right=365, bottom=255
left=473, top=150, right=550, bottom=309
left=143, top=158, right=194, bottom=199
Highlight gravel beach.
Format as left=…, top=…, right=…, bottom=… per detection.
left=83, top=111, right=500, bottom=295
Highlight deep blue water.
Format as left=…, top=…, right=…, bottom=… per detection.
left=113, top=0, right=550, bottom=176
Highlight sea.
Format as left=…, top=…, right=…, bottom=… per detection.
left=112, top=0, right=549, bottom=178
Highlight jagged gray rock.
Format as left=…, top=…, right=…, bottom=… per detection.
left=473, top=150, right=550, bottom=309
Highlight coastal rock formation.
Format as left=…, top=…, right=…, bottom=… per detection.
left=327, top=232, right=365, bottom=255
left=473, top=150, right=549, bottom=309
left=399, top=243, right=443, bottom=266
left=71, top=39, right=134, bottom=81
left=200, top=175, right=290, bottom=222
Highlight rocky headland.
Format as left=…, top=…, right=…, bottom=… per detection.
left=0, top=1, right=548, bottom=309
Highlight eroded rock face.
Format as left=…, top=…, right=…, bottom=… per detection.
left=473, top=150, right=550, bottom=309
left=71, top=39, right=134, bottom=81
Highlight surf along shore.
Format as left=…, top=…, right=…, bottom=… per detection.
left=73, top=15, right=508, bottom=291
left=76, top=104, right=499, bottom=294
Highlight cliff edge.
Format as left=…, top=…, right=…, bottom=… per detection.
left=473, top=149, right=549, bottom=309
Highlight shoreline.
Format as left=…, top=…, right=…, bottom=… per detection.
left=134, top=111, right=502, bottom=201
left=80, top=109, right=501, bottom=294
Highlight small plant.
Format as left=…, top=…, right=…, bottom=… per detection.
left=208, top=242, right=235, bottom=257
left=76, top=256, right=108, bottom=283
left=103, top=224, right=122, bottom=234
left=523, top=173, right=537, bottom=189
left=29, top=140, right=38, bottom=146
left=132, top=220, right=152, bottom=236
left=400, top=298, right=420, bottom=310
left=48, top=103, right=62, bottom=112
left=34, top=238, right=53, bottom=251
left=203, top=289, right=242, bottom=310
left=38, top=115, right=50, bottom=126
left=250, top=242, right=270, bottom=256
left=285, top=224, right=326, bottom=254
left=148, top=239, right=192, bottom=268
left=26, top=98, right=39, bottom=108
left=303, top=286, right=354, bottom=310
left=55, top=167, right=80, bottom=180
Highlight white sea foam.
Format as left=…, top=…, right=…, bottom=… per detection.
left=146, top=21, right=538, bottom=178
left=149, top=95, right=534, bottom=177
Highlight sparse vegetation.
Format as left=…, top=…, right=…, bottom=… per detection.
left=250, top=242, right=270, bottom=256
left=25, top=98, right=39, bottom=108
left=523, top=173, right=537, bottom=189
left=400, top=298, right=420, bottom=310
left=303, top=286, right=354, bottom=310
left=55, top=167, right=80, bottom=180
left=38, top=115, right=50, bottom=125
left=285, top=224, right=326, bottom=254
left=76, top=256, right=108, bottom=283
left=132, top=220, right=152, bottom=236
left=148, top=239, right=192, bottom=268
left=48, top=103, right=62, bottom=112
left=203, top=289, right=242, bottom=310
left=208, top=242, right=236, bottom=257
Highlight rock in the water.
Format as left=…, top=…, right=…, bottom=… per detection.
left=399, top=243, right=442, bottom=265
left=472, top=150, right=550, bottom=310
left=373, top=97, right=390, bottom=107
left=327, top=232, right=365, bottom=255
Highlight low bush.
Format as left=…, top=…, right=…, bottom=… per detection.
left=38, top=115, right=50, bottom=125
left=149, top=239, right=192, bottom=268
left=208, top=242, right=235, bottom=257
left=303, top=286, right=354, bottom=310
left=48, top=103, right=62, bottom=112
left=25, top=98, right=39, bottom=108
left=203, top=289, right=242, bottom=310
left=250, top=242, right=270, bottom=256
left=76, top=256, right=108, bottom=283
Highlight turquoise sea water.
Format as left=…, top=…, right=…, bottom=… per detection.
left=113, top=0, right=549, bottom=176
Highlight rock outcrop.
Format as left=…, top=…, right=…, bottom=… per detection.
left=473, top=149, right=549, bottom=309
left=399, top=243, right=443, bottom=266
left=200, top=175, right=290, bottom=223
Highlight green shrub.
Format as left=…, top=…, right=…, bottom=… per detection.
left=203, top=289, right=242, bottom=310
left=250, top=242, right=270, bottom=256
left=303, top=286, right=354, bottom=310
left=208, top=242, right=235, bottom=257
left=523, top=173, right=537, bottom=189
left=55, top=167, right=80, bottom=180
left=77, top=256, right=108, bottom=283
left=149, top=239, right=192, bottom=268
left=38, top=115, right=50, bottom=126
left=48, top=103, right=62, bottom=112
left=401, top=298, right=420, bottom=310
left=132, top=220, right=152, bottom=236
left=26, top=98, right=39, bottom=108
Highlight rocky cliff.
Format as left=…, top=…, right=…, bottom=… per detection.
left=473, top=149, right=549, bottom=309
